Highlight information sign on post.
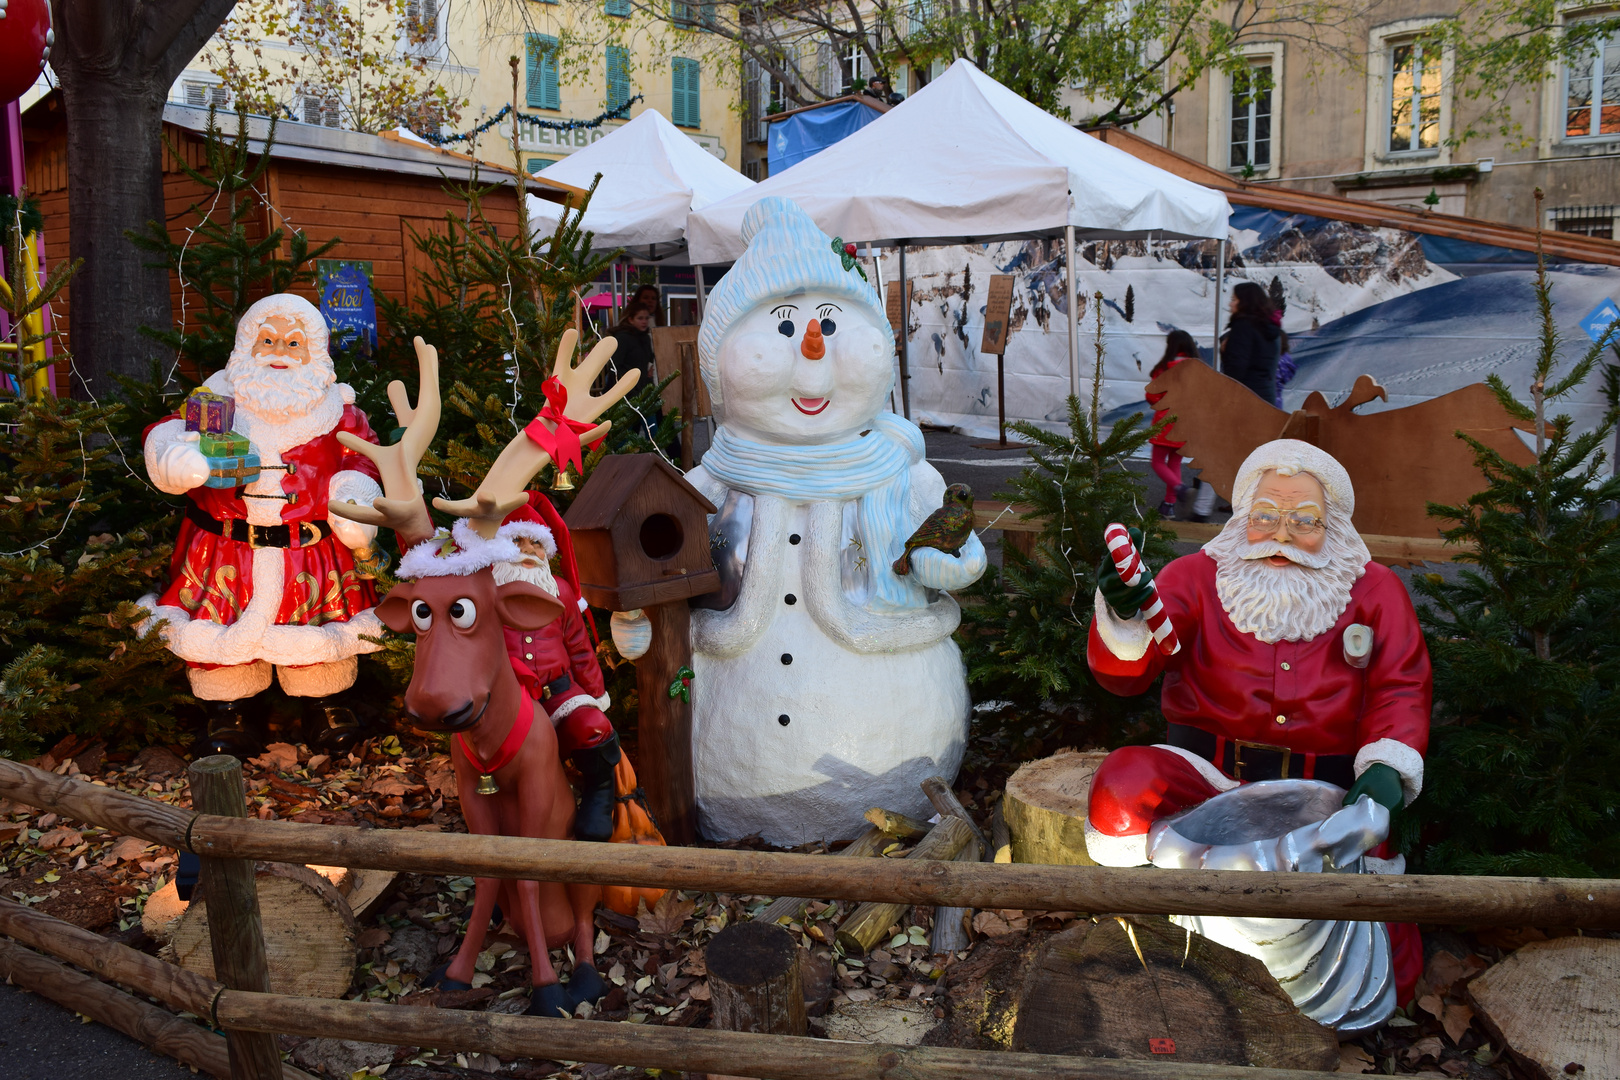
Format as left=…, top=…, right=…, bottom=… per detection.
left=317, top=260, right=377, bottom=359
left=980, top=274, right=1016, bottom=355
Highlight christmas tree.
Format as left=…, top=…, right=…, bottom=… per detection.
left=957, top=291, right=1174, bottom=756
left=1411, top=213, right=1620, bottom=877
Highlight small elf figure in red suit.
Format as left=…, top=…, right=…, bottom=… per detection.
left=491, top=492, right=621, bottom=841
left=1086, top=439, right=1429, bottom=1008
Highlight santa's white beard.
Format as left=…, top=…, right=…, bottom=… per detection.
left=1204, top=528, right=1365, bottom=644
left=229, top=354, right=335, bottom=423
left=491, top=557, right=559, bottom=597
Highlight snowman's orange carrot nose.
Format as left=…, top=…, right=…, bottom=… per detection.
left=801, top=319, right=826, bottom=359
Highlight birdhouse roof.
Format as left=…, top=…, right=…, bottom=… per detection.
left=564, top=454, right=716, bottom=531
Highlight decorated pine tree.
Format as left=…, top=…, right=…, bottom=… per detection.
left=1410, top=214, right=1620, bottom=877
left=957, top=291, right=1174, bottom=755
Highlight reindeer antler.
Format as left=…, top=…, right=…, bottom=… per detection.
left=435, top=329, right=640, bottom=538
left=328, top=336, right=442, bottom=549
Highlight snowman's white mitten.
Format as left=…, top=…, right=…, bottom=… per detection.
left=145, top=422, right=210, bottom=494
left=906, top=531, right=988, bottom=591
left=611, top=609, right=652, bottom=660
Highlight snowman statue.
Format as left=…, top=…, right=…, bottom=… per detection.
left=617, top=197, right=986, bottom=843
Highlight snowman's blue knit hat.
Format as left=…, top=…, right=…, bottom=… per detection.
left=697, top=196, right=890, bottom=407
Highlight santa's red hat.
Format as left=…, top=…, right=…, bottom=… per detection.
left=497, top=492, right=597, bottom=641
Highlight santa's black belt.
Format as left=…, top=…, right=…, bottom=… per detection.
left=187, top=503, right=332, bottom=549
left=1166, top=723, right=1355, bottom=788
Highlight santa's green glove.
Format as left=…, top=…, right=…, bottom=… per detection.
left=1343, top=762, right=1404, bottom=812
left=1095, top=526, right=1155, bottom=620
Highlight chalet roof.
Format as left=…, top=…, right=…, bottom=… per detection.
left=564, top=454, right=715, bottom=531
left=1086, top=124, right=1620, bottom=268
left=22, top=90, right=584, bottom=205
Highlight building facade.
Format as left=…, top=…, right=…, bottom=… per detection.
left=1154, top=4, right=1620, bottom=235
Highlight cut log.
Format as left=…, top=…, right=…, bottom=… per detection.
left=706, top=921, right=806, bottom=1037
left=754, top=827, right=889, bottom=927
left=141, top=879, right=189, bottom=942
left=921, top=776, right=989, bottom=858
left=929, top=845, right=978, bottom=955
left=1468, top=937, right=1620, bottom=1080
left=170, top=862, right=358, bottom=999
left=1002, top=750, right=1110, bottom=866
left=836, top=817, right=974, bottom=956
left=989, top=799, right=1012, bottom=864
left=864, top=806, right=931, bottom=839
left=1009, top=917, right=1338, bottom=1070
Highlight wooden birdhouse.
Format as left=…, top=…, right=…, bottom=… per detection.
left=564, top=453, right=719, bottom=612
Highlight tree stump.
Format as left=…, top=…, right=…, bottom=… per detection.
left=1002, top=749, right=1110, bottom=865
left=169, top=862, right=358, bottom=998
left=707, top=922, right=807, bottom=1038
left=1010, top=917, right=1338, bottom=1070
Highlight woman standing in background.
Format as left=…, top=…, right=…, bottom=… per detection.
left=1220, top=281, right=1282, bottom=404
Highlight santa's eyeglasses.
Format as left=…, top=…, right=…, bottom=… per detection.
left=1247, top=509, right=1326, bottom=536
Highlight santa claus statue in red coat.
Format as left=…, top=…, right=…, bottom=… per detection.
left=141, top=294, right=384, bottom=756
left=488, top=492, right=621, bottom=842
left=1086, top=438, right=1428, bottom=1001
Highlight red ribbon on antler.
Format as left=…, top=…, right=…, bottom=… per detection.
left=522, top=376, right=603, bottom=478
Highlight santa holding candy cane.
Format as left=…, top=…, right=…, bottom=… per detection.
left=1085, top=439, right=1430, bottom=1003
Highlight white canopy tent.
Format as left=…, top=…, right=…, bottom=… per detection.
left=527, top=108, right=754, bottom=267
left=686, top=59, right=1232, bottom=405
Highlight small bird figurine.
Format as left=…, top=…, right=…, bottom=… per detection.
left=893, top=484, right=975, bottom=576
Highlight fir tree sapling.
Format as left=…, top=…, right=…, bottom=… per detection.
left=957, top=290, right=1173, bottom=757
left=1411, top=203, right=1620, bottom=877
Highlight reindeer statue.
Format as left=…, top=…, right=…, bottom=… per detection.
left=329, top=332, right=639, bottom=1017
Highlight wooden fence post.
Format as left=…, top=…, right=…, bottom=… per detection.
left=189, top=754, right=284, bottom=1080
left=637, top=600, right=697, bottom=844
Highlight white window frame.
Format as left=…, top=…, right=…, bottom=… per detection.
left=1363, top=18, right=1453, bottom=170
left=176, top=73, right=230, bottom=110
left=301, top=92, right=343, bottom=129
left=400, top=0, right=446, bottom=60
left=1206, top=43, right=1282, bottom=180
left=1558, top=11, right=1620, bottom=143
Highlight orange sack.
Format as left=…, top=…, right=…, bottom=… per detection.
left=602, top=752, right=668, bottom=917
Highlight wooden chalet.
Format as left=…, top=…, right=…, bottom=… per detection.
left=22, top=94, right=586, bottom=371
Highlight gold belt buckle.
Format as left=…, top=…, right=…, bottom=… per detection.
left=245, top=522, right=262, bottom=549
left=299, top=521, right=321, bottom=546
left=1232, top=739, right=1291, bottom=781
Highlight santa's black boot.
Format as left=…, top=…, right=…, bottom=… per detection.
left=569, top=733, right=622, bottom=842
left=196, top=699, right=265, bottom=760
left=305, top=700, right=364, bottom=755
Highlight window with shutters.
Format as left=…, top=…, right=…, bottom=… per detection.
left=671, top=0, right=715, bottom=29
left=404, top=0, right=441, bottom=48
left=605, top=0, right=631, bottom=16
left=527, top=158, right=554, bottom=173
left=672, top=58, right=701, bottom=127
left=302, top=94, right=342, bottom=128
left=183, top=81, right=230, bottom=109
left=1228, top=65, right=1272, bottom=171
left=527, top=34, right=561, bottom=110
left=606, top=45, right=632, bottom=110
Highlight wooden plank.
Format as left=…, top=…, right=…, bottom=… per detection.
left=188, top=756, right=283, bottom=1080
left=2, top=758, right=1619, bottom=926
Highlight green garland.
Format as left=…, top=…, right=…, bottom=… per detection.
left=410, top=95, right=645, bottom=147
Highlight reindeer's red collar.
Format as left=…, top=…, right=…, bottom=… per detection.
left=456, top=687, right=534, bottom=795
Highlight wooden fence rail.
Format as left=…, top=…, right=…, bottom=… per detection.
left=2, top=757, right=1616, bottom=927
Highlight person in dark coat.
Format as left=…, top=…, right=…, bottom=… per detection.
left=609, top=303, right=657, bottom=383
left=630, top=283, right=666, bottom=327
left=1220, top=281, right=1281, bottom=403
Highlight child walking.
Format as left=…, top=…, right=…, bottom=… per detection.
left=1148, top=330, right=1199, bottom=518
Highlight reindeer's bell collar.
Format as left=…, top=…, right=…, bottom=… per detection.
left=475, top=772, right=500, bottom=796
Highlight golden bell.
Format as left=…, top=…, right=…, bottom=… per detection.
left=551, top=465, right=575, bottom=492
left=475, top=773, right=499, bottom=796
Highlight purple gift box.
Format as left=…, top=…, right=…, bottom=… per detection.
left=184, top=389, right=235, bottom=434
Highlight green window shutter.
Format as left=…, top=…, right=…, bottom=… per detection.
left=607, top=45, right=631, bottom=110
left=527, top=34, right=560, bottom=110
left=527, top=158, right=551, bottom=173
left=605, top=0, right=630, bottom=14
left=672, top=58, right=700, bottom=127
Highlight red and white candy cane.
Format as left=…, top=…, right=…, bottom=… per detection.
left=1103, top=523, right=1180, bottom=656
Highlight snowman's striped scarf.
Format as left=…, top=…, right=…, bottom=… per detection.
left=700, top=412, right=932, bottom=611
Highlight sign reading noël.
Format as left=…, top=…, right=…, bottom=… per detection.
left=317, top=259, right=377, bottom=358
left=981, top=274, right=1015, bottom=355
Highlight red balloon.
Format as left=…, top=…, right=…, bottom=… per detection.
left=0, top=0, right=53, bottom=106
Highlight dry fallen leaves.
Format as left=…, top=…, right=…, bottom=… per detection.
left=250, top=743, right=300, bottom=773
left=37, top=826, right=83, bottom=850
left=102, top=836, right=151, bottom=863
left=1440, top=1002, right=1474, bottom=1044
left=637, top=893, right=696, bottom=937
left=1338, top=1044, right=1376, bottom=1073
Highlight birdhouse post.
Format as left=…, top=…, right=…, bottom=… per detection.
left=564, top=455, right=719, bottom=844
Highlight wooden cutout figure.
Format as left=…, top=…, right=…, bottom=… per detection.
left=1148, top=361, right=1535, bottom=541
left=328, top=332, right=639, bottom=1019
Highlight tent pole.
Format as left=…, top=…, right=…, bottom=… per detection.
left=1065, top=224, right=1079, bottom=399
left=1212, top=239, right=1225, bottom=364
left=897, top=243, right=912, bottom=421
left=693, top=264, right=705, bottom=322
left=610, top=262, right=621, bottom=323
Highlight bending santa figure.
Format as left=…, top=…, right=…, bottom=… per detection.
left=1085, top=439, right=1426, bottom=1005
left=492, top=492, right=621, bottom=842
left=141, top=294, right=385, bottom=756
